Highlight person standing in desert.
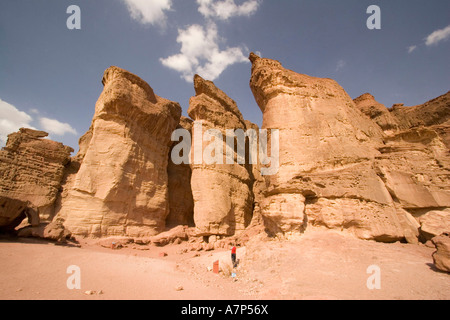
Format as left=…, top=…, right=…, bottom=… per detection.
left=231, top=245, right=237, bottom=268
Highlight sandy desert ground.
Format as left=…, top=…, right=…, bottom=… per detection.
left=0, top=229, right=449, bottom=300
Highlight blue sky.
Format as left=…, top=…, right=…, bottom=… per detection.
left=0, top=0, right=449, bottom=152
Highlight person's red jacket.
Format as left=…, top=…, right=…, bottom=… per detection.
left=231, top=246, right=237, bottom=254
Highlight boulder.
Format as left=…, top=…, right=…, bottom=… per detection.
left=43, top=218, right=72, bottom=242
left=150, top=225, right=189, bottom=247
left=16, top=218, right=72, bottom=243
left=55, top=66, right=181, bottom=238
left=419, top=210, right=450, bottom=241
left=432, top=234, right=450, bottom=273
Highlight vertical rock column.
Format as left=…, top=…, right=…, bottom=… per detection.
left=56, top=67, right=181, bottom=237
left=249, top=53, right=408, bottom=241
left=188, top=75, right=254, bottom=237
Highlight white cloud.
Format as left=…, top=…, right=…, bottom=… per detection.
left=335, top=59, right=346, bottom=71
left=197, top=0, right=260, bottom=20
left=0, top=99, right=77, bottom=147
left=160, top=22, right=248, bottom=82
left=407, top=45, right=417, bottom=53
left=122, top=0, right=172, bottom=27
left=0, top=98, right=35, bottom=145
left=160, top=1, right=261, bottom=82
left=39, top=117, right=77, bottom=136
left=425, top=25, right=450, bottom=46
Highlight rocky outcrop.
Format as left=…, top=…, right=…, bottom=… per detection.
left=356, top=91, right=449, bottom=142
left=354, top=93, right=399, bottom=133
left=55, top=66, right=181, bottom=238
left=391, top=91, right=450, bottom=133
left=248, top=52, right=420, bottom=241
left=355, top=91, right=450, bottom=242
left=355, top=91, right=450, bottom=149
left=432, top=234, right=450, bottom=273
left=0, top=128, right=73, bottom=231
left=3, top=58, right=446, bottom=248
left=188, top=75, right=254, bottom=237
left=375, top=129, right=450, bottom=210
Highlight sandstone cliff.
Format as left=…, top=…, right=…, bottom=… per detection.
left=353, top=93, right=399, bottom=133
left=3, top=59, right=447, bottom=249
left=188, top=75, right=254, bottom=237
left=354, top=91, right=450, bottom=242
left=248, top=52, right=432, bottom=242
left=55, top=66, right=181, bottom=238
left=0, top=128, right=73, bottom=231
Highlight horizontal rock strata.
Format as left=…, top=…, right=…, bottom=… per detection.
left=0, top=128, right=72, bottom=231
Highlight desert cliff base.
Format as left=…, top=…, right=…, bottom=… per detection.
left=1, top=229, right=448, bottom=300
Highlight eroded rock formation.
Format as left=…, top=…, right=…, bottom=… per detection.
left=55, top=66, right=181, bottom=238
left=353, top=93, right=399, bottom=133
left=432, top=233, right=450, bottom=273
left=188, top=75, right=254, bottom=237
left=3, top=59, right=447, bottom=247
left=0, top=128, right=73, bottom=231
left=248, top=52, right=443, bottom=242
left=354, top=91, right=450, bottom=242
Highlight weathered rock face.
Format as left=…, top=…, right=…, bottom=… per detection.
left=188, top=75, right=254, bottom=237
left=353, top=93, right=399, bottom=133
left=0, top=128, right=73, bottom=231
left=249, top=52, right=419, bottom=241
left=419, top=210, right=450, bottom=241
left=391, top=91, right=450, bottom=133
left=375, top=128, right=450, bottom=210
left=56, top=66, right=181, bottom=238
left=355, top=91, right=450, bottom=147
left=355, top=91, right=450, bottom=242
left=166, top=116, right=194, bottom=227
left=432, top=234, right=450, bottom=273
